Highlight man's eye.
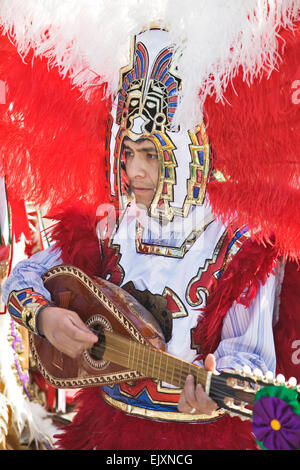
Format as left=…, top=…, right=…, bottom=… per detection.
left=124, top=151, right=133, bottom=159
left=148, top=153, right=158, bottom=160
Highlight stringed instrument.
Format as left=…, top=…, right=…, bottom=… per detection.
left=30, top=264, right=300, bottom=421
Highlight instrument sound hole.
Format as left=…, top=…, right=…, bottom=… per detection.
left=83, top=314, right=112, bottom=370
left=89, top=324, right=105, bottom=361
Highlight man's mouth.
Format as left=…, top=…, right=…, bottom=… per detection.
left=131, top=186, right=153, bottom=192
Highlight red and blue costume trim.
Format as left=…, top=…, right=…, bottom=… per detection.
left=8, top=288, right=50, bottom=335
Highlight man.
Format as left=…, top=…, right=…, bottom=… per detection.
left=2, top=28, right=280, bottom=450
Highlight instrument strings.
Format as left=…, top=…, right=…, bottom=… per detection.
left=89, top=328, right=257, bottom=408
left=89, top=328, right=208, bottom=389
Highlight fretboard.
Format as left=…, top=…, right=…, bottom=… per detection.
left=101, top=330, right=209, bottom=390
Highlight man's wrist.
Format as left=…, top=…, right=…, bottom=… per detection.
left=34, top=302, right=56, bottom=337
left=7, top=288, right=55, bottom=336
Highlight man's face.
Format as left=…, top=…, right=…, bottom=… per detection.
left=123, top=137, right=160, bottom=209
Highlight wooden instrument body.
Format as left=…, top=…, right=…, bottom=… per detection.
left=30, top=265, right=165, bottom=389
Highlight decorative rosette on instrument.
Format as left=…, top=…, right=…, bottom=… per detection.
left=252, top=385, right=300, bottom=450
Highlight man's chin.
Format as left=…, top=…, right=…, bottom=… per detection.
left=135, top=200, right=151, bottom=211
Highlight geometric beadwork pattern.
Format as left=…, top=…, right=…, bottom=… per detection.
left=8, top=288, right=49, bottom=334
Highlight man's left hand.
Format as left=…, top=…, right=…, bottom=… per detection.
left=177, top=353, right=218, bottom=415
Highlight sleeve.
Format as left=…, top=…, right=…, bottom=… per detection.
left=212, top=272, right=278, bottom=374
left=2, top=246, right=62, bottom=335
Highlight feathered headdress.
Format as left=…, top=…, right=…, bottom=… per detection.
left=0, top=0, right=299, bottom=259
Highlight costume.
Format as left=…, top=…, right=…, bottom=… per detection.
left=0, top=1, right=300, bottom=451
left=0, top=178, right=57, bottom=449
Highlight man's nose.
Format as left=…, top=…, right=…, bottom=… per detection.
left=131, top=154, right=147, bottom=178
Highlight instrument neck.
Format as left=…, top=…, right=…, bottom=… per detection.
left=102, top=330, right=209, bottom=390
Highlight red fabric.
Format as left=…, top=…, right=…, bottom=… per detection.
left=55, top=387, right=257, bottom=450
left=0, top=242, right=9, bottom=261
left=31, top=370, right=57, bottom=412
left=0, top=32, right=111, bottom=212
left=204, top=24, right=300, bottom=261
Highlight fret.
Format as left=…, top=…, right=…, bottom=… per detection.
left=168, top=356, right=174, bottom=385
left=136, top=342, right=143, bottom=373
left=127, top=337, right=133, bottom=369
left=164, top=352, right=169, bottom=383
left=179, top=357, right=184, bottom=388
left=103, top=330, right=208, bottom=390
left=132, top=337, right=136, bottom=369
left=141, top=341, right=146, bottom=375
left=152, top=347, right=156, bottom=379
left=136, top=341, right=147, bottom=375
left=145, top=344, right=153, bottom=377
left=158, top=348, right=162, bottom=380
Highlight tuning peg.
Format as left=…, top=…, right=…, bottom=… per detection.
left=224, top=397, right=234, bottom=407
left=242, top=365, right=252, bottom=376
left=239, top=414, right=249, bottom=422
left=253, top=368, right=263, bottom=378
left=275, top=373, right=285, bottom=385
left=264, top=370, right=274, bottom=382
left=287, top=376, right=297, bottom=388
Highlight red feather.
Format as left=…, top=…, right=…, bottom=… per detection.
left=0, top=32, right=111, bottom=211
left=46, top=202, right=102, bottom=278
left=204, top=24, right=300, bottom=261
left=194, top=239, right=278, bottom=360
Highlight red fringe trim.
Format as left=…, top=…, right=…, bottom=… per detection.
left=0, top=32, right=111, bottom=212
left=47, top=202, right=103, bottom=278
left=194, top=239, right=278, bottom=359
left=54, top=387, right=257, bottom=450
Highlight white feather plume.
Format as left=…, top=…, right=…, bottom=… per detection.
left=0, top=0, right=299, bottom=129
left=0, top=313, right=57, bottom=447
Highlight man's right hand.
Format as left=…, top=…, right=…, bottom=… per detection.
left=37, top=306, right=98, bottom=359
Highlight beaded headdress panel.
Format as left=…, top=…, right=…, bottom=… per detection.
left=108, top=28, right=211, bottom=222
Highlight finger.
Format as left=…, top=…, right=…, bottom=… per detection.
left=182, top=375, right=199, bottom=409
left=177, top=376, right=194, bottom=412
left=177, top=392, right=193, bottom=413
left=67, top=311, right=98, bottom=337
left=49, top=327, right=88, bottom=356
left=65, top=313, right=98, bottom=344
left=195, top=384, right=217, bottom=414
left=50, top=320, right=97, bottom=358
left=204, top=353, right=216, bottom=372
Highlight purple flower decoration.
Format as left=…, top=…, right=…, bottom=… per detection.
left=252, top=395, right=300, bottom=450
